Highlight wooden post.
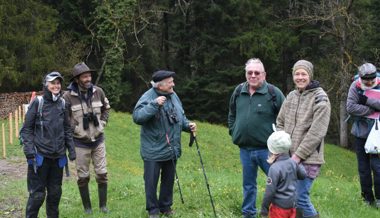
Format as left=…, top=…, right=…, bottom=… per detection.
left=9, top=112, right=13, bottom=145
left=18, top=106, right=22, bottom=124
left=22, top=105, right=26, bottom=122
left=15, top=109, right=19, bottom=139
left=2, top=123, right=6, bottom=159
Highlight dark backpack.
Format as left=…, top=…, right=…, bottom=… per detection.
left=19, top=96, right=65, bottom=146
left=232, top=82, right=279, bottom=114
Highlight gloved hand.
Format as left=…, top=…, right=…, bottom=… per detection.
left=26, top=154, right=35, bottom=160
left=68, top=152, right=76, bottom=161
left=358, top=94, right=368, bottom=105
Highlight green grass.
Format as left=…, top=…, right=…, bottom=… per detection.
left=0, top=112, right=379, bottom=217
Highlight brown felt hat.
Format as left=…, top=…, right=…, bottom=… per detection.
left=71, top=62, right=96, bottom=81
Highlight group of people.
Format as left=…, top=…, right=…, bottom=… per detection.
left=228, top=58, right=331, bottom=218
left=228, top=58, right=380, bottom=218
left=21, top=62, right=110, bottom=218
left=19, top=57, right=380, bottom=218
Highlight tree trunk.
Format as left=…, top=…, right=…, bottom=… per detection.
left=339, top=98, right=348, bottom=147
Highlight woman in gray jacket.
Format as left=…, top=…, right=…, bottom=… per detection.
left=276, top=60, right=331, bottom=218
left=346, top=63, right=380, bottom=208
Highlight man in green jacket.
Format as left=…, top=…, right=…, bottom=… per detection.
left=228, top=58, right=285, bottom=218
left=133, top=70, right=196, bottom=218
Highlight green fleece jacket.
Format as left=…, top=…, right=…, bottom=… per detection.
left=228, top=81, right=285, bottom=148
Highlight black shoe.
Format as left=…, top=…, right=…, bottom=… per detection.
left=161, top=209, right=174, bottom=217
left=148, top=213, right=159, bottom=218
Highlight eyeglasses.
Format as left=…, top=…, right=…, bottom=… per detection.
left=247, top=71, right=262, bottom=76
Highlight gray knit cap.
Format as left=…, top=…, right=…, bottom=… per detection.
left=292, top=60, right=314, bottom=79
left=358, top=63, right=377, bottom=79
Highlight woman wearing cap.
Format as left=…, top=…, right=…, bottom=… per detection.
left=276, top=60, right=331, bottom=218
left=346, top=63, right=380, bottom=208
left=21, top=72, right=76, bottom=218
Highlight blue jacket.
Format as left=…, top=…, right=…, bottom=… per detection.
left=133, top=88, right=191, bottom=161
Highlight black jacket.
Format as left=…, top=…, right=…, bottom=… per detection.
left=21, top=89, right=76, bottom=159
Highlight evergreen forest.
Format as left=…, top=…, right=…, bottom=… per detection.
left=1, top=0, right=379, bottom=147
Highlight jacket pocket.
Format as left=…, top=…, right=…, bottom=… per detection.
left=71, top=104, right=85, bottom=138
left=92, top=101, right=104, bottom=135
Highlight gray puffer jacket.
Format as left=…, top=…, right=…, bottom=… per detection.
left=346, top=79, right=380, bottom=138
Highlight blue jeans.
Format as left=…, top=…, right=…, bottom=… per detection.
left=296, top=177, right=317, bottom=217
left=355, top=137, right=380, bottom=202
left=240, top=148, right=270, bottom=216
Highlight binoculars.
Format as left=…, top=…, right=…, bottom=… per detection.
left=166, top=108, right=179, bottom=124
left=83, top=112, right=99, bottom=130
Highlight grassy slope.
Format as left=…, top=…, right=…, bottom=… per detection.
left=0, top=112, right=379, bottom=218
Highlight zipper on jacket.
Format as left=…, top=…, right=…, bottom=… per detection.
left=246, top=95, right=253, bottom=131
left=291, top=93, right=302, bottom=138
left=53, top=101, right=60, bottom=153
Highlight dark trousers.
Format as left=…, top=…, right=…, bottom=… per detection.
left=26, top=158, right=63, bottom=218
left=144, top=160, right=176, bottom=215
left=355, top=137, right=380, bottom=202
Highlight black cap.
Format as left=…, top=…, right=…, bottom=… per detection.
left=152, top=70, right=175, bottom=82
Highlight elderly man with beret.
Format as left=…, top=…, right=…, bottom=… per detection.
left=133, top=70, right=196, bottom=218
left=63, top=62, right=111, bottom=214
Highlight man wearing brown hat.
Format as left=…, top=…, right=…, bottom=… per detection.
left=63, top=62, right=111, bottom=214
left=133, top=70, right=196, bottom=218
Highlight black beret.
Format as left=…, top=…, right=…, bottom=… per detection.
left=152, top=70, right=176, bottom=82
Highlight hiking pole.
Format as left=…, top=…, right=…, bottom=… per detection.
left=65, top=163, right=70, bottom=177
left=172, top=154, right=185, bottom=204
left=166, top=133, right=185, bottom=204
left=160, top=108, right=185, bottom=204
left=189, top=132, right=217, bottom=217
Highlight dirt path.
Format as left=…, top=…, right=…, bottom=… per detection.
left=0, top=157, right=76, bottom=218
left=0, top=156, right=26, bottom=179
